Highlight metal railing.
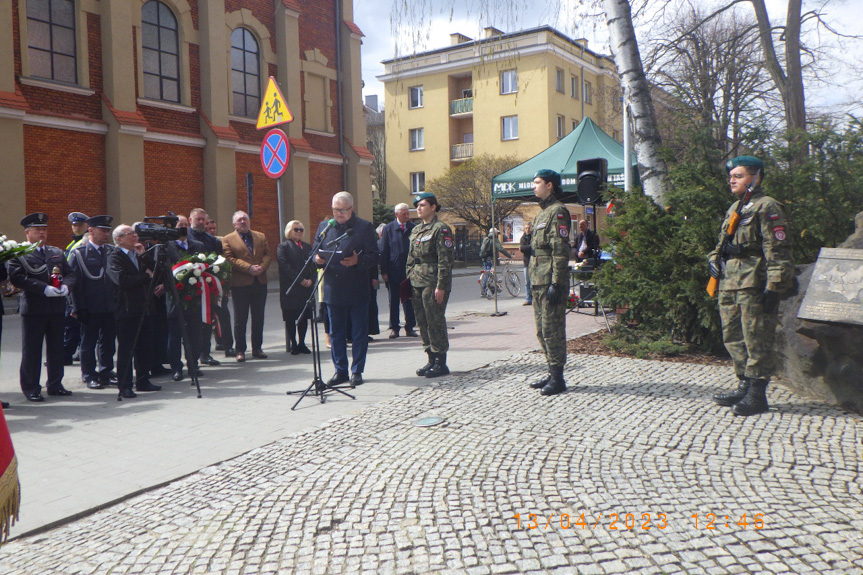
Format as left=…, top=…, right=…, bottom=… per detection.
left=450, top=97, right=473, bottom=115
left=450, top=143, right=474, bottom=161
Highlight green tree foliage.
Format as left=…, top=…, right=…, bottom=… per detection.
left=595, top=118, right=863, bottom=353
left=372, top=198, right=395, bottom=227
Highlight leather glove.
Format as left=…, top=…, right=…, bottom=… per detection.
left=708, top=260, right=722, bottom=279
left=43, top=286, right=63, bottom=297
left=759, top=290, right=781, bottom=314
left=546, top=283, right=563, bottom=305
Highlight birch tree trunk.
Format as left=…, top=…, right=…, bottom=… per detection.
left=603, top=0, right=668, bottom=206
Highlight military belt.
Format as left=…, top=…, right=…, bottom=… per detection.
left=532, top=248, right=553, bottom=255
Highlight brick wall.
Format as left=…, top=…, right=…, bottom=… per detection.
left=23, top=126, right=106, bottom=242
left=235, top=152, right=279, bottom=246
left=143, top=142, right=204, bottom=217
left=308, top=162, right=344, bottom=228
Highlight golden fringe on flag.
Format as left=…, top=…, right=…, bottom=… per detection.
left=0, top=407, right=20, bottom=544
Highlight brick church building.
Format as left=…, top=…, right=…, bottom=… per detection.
left=0, top=0, right=372, bottom=246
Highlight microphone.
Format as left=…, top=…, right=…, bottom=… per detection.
left=325, top=228, right=354, bottom=248
left=317, top=218, right=337, bottom=239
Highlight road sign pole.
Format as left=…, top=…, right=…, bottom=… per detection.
left=277, top=178, right=285, bottom=241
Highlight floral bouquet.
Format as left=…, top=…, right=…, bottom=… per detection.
left=0, top=235, right=37, bottom=264
left=567, top=291, right=579, bottom=310
left=171, top=253, right=232, bottom=323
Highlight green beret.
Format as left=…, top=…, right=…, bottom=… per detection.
left=534, top=169, right=561, bottom=188
left=412, top=192, right=438, bottom=207
left=725, top=156, right=764, bottom=173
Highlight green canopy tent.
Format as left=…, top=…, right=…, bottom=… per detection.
left=491, top=116, right=637, bottom=201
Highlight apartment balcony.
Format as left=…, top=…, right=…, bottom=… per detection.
left=450, top=97, right=473, bottom=116
left=450, top=143, right=474, bottom=161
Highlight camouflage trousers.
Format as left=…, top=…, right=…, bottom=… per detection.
left=532, top=285, right=567, bottom=367
left=412, top=286, right=450, bottom=353
left=718, top=288, right=779, bottom=380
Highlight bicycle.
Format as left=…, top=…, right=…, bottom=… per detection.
left=479, top=261, right=522, bottom=298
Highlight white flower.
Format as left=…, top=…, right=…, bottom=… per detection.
left=212, top=265, right=220, bottom=273
left=188, top=277, right=197, bottom=285
left=205, top=277, right=212, bottom=283
left=193, top=269, right=202, bottom=277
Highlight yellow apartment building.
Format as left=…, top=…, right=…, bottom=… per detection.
left=378, top=25, right=621, bottom=209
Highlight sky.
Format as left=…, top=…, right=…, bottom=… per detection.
left=353, top=0, right=863, bottom=117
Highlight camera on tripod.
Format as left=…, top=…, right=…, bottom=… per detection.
left=135, top=213, right=182, bottom=243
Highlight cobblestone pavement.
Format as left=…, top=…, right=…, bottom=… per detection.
left=2, top=353, right=862, bottom=574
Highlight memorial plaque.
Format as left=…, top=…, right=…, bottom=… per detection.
left=797, top=248, right=863, bottom=326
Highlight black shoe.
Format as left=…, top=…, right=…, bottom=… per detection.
left=150, top=365, right=173, bottom=377
left=388, top=329, right=399, bottom=339
left=540, top=366, right=567, bottom=396
left=351, top=373, right=364, bottom=386
left=713, top=378, right=750, bottom=407
left=192, top=369, right=204, bottom=377
left=425, top=353, right=450, bottom=378
left=136, top=380, right=162, bottom=392
left=85, top=378, right=105, bottom=390
left=732, top=379, right=769, bottom=416
left=64, top=359, right=74, bottom=366
left=298, top=345, right=312, bottom=354
left=530, top=369, right=552, bottom=389
left=252, top=350, right=268, bottom=359
left=119, top=388, right=137, bottom=399
left=171, top=370, right=184, bottom=382
left=416, top=350, right=435, bottom=377
left=328, top=372, right=350, bottom=386
left=47, top=386, right=73, bottom=397
left=200, top=355, right=221, bottom=366
left=25, top=393, right=45, bottom=403
left=224, top=347, right=237, bottom=358
left=215, top=343, right=226, bottom=351
left=1, top=402, right=9, bottom=409
left=98, top=371, right=119, bottom=386
left=405, top=328, right=419, bottom=337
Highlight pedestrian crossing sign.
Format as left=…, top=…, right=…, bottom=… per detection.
left=256, top=76, right=293, bottom=130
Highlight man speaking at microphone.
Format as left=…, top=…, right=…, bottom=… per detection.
left=314, top=191, right=380, bottom=386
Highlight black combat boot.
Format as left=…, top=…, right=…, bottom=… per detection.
left=732, top=378, right=769, bottom=416
left=416, top=350, right=435, bottom=376
left=530, top=366, right=552, bottom=389
left=713, top=377, right=750, bottom=407
left=540, top=365, right=566, bottom=396
left=425, top=353, right=450, bottom=378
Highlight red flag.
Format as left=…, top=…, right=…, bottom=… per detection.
left=0, top=405, right=20, bottom=543
left=606, top=200, right=615, bottom=216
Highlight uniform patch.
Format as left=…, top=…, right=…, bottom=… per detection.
left=558, top=225, right=569, bottom=238
left=443, top=238, right=453, bottom=248
left=420, top=234, right=433, bottom=242
left=768, top=213, right=780, bottom=221
left=739, top=216, right=753, bottom=226
left=773, top=226, right=786, bottom=241
left=536, top=222, right=547, bottom=230
left=557, top=213, right=565, bottom=219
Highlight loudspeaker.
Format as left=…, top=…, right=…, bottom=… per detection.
left=576, top=158, right=607, bottom=204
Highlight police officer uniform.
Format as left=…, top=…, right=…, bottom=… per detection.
left=7, top=213, right=76, bottom=401
left=69, top=216, right=117, bottom=389
left=64, top=212, right=89, bottom=364
left=528, top=170, right=571, bottom=396
left=708, top=156, right=794, bottom=416
left=406, top=192, right=455, bottom=378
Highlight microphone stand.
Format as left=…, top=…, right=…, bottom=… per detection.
left=285, top=229, right=356, bottom=409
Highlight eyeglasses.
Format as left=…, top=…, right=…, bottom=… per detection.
left=118, top=231, right=138, bottom=237
left=293, top=228, right=304, bottom=232
left=332, top=207, right=351, bottom=214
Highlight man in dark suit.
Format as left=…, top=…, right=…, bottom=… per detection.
left=189, top=207, right=232, bottom=362
left=222, top=210, right=271, bottom=362
left=164, top=215, right=206, bottom=382
left=7, top=213, right=76, bottom=402
left=107, top=224, right=161, bottom=398
left=68, top=215, right=117, bottom=389
left=379, top=203, right=417, bottom=339
left=573, top=219, right=600, bottom=263
left=314, top=191, right=380, bottom=386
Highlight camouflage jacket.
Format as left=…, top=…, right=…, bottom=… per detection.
left=708, top=190, right=794, bottom=292
left=406, top=216, right=455, bottom=291
left=529, top=195, right=571, bottom=287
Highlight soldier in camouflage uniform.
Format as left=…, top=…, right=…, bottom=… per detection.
left=406, top=192, right=455, bottom=378
left=708, top=156, right=794, bottom=416
left=528, top=169, right=572, bottom=396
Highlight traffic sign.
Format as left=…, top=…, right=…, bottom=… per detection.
left=256, top=76, right=293, bottom=129
left=261, top=129, right=290, bottom=179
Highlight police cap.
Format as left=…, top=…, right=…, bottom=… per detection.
left=21, top=212, right=48, bottom=228
left=725, top=156, right=764, bottom=173
left=86, top=215, right=113, bottom=229
left=413, top=192, right=440, bottom=210
left=68, top=212, right=90, bottom=224
left=534, top=169, right=562, bottom=190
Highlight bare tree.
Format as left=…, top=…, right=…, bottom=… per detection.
left=426, top=154, right=523, bottom=231
left=365, top=106, right=387, bottom=203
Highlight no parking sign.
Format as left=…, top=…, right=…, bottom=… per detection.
left=260, top=129, right=290, bottom=179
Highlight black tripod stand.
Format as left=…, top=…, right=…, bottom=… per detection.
left=285, top=234, right=356, bottom=410
left=118, top=243, right=202, bottom=400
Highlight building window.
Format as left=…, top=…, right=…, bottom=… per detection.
left=230, top=28, right=260, bottom=118
left=556, top=115, right=565, bottom=139
left=410, top=172, right=425, bottom=194
left=142, top=0, right=180, bottom=102
left=26, top=0, right=77, bottom=83
left=555, top=68, right=564, bottom=93
left=409, top=128, right=424, bottom=151
left=572, top=119, right=579, bottom=131
left=409, top=85, right=424, bottom=109
left=571, top=75, right=579, bottom=99
left=583, top=80, right=593, bottom=105
left=501, top=115, right=518, bottom=140
left=500, top=69, right=517, bottom=94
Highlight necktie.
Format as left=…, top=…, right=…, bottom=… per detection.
left=400, top=224, right=405, bottom=232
